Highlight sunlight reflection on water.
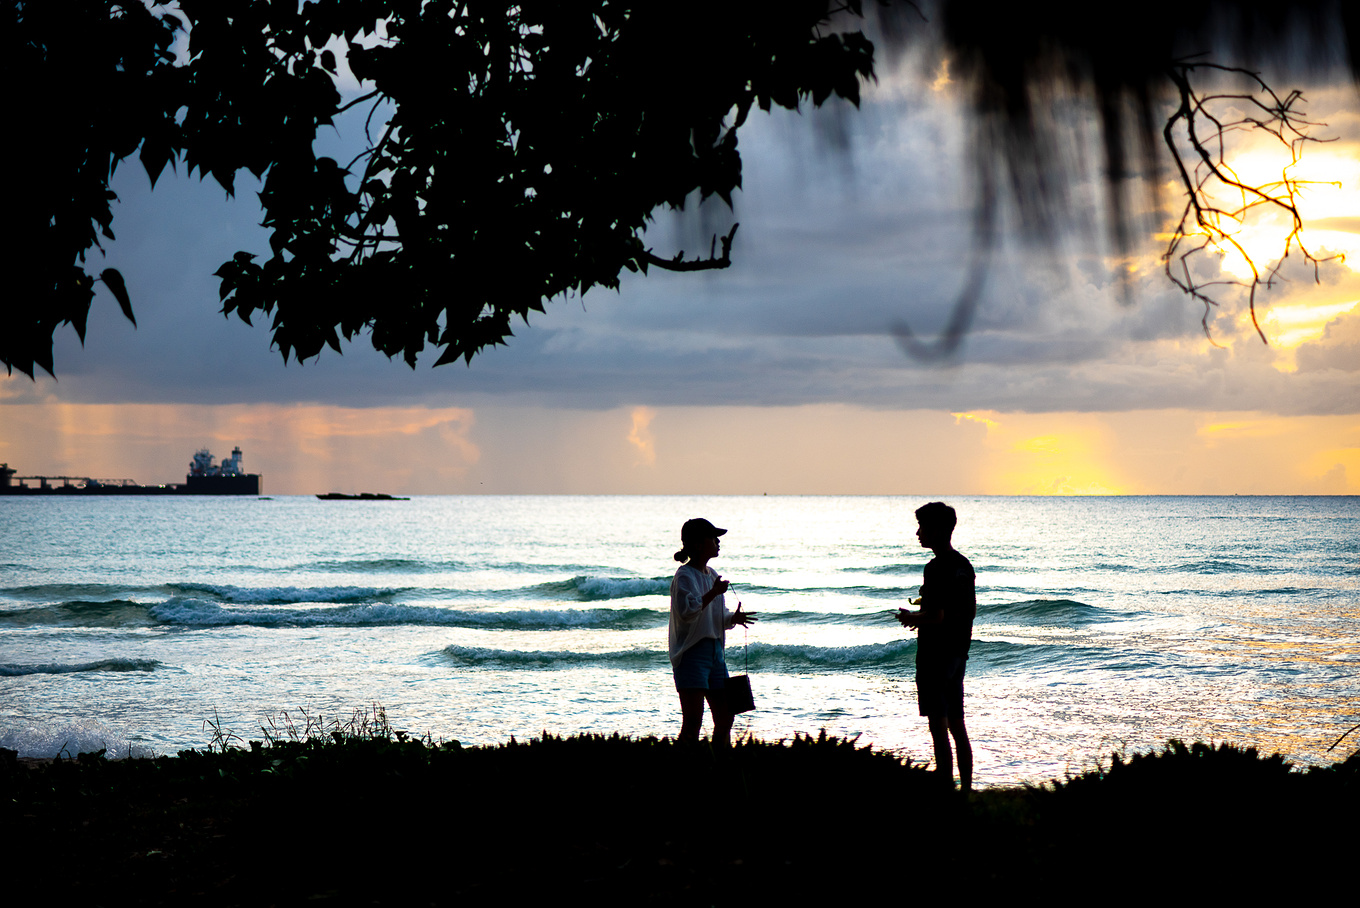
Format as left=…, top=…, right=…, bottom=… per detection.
left=1, top=494, right=1356, bottom=783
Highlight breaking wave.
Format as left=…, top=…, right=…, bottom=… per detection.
left=1, top=658, right=162, bottom=677
left=146, top=600, right=664, bottom=629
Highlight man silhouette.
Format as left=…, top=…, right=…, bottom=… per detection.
left=896, top=502, right=977, bottom=792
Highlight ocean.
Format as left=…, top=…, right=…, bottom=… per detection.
left=2, top=494, right=1356, bottom=787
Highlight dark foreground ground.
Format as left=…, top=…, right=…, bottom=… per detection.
left=3, top=729, right=1356, bottom=904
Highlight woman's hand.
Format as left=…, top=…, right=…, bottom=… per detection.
left=731, top=602, right=758, bottom=626
left=895, top=607, right=918, bottom=628
left=702, top=575, right=730, bottom=605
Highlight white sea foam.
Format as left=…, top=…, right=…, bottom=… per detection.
left=570, top=575, right=669, bottom=599
left=0, top=720, right=157, bottom=759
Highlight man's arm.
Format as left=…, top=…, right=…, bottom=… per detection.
left=895, top=603, right=943, bottom=629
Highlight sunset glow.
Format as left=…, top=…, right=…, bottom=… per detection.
left=627, top=407, right=659, bottom=465
left=3, top=397, right=1357, bottom=497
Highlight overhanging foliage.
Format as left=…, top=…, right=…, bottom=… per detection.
left=8, top=1, right=1360, bottom=377
left=6, top=0, right=873, bottom=377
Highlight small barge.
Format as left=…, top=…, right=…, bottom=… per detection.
left=316, top=492, right=409, bottom=500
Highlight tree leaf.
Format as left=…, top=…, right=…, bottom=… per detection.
left=100, top=269, right=136, bottom=327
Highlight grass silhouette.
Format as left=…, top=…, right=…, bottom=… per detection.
left=2, top=715, right=1355, bottom=903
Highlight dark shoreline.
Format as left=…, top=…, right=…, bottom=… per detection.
left=3, top=732, right=1356, bottom=902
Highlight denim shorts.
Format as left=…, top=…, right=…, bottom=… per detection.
left=674, top=638, right=728, bottom=691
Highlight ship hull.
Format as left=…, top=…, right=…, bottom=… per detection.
left=0, top=476, right=261, bottom=496
left=182, top=475, right=262, bottom=495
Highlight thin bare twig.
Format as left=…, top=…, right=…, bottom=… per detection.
left=1162, top=61, right=1343, bottom=344
left=1326, top=721, right=1360, bottom=753
left=336, top=89, right=381, bottom=116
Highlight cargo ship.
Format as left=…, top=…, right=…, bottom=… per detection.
left=0, top=447, right=262, bottom=496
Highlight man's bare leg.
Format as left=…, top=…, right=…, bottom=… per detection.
left=948, top=714, right=973, bottom=792
left=928, top=714, right=954, bottom=785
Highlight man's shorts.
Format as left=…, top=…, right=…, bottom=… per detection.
left=916, top=656, right=966, bottom=719
left=674, top=638, right=729, bottom=691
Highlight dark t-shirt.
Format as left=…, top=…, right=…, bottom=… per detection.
left=916, top=549, right=976, bottom=667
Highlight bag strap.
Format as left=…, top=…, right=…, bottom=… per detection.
left=739, top=599, right=749, bottom=674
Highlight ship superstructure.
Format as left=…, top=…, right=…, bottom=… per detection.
left=184, top=446, right=260, bottom=494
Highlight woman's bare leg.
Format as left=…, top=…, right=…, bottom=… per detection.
left=706, top=690, right=735, bottom=748
left=678, top=689, right=707, bottom=743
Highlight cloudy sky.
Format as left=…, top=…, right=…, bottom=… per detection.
left=2, top=47, right=1357, bottom=495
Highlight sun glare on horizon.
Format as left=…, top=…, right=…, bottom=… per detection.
left=952, top=411, right=1128, bottom=496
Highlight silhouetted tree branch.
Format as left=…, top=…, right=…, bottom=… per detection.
left=6, top=0, right=873, bottom=377
left=641, top=224, right=741, bottom=274
left=1163, top=61, right=1341, bottom=343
